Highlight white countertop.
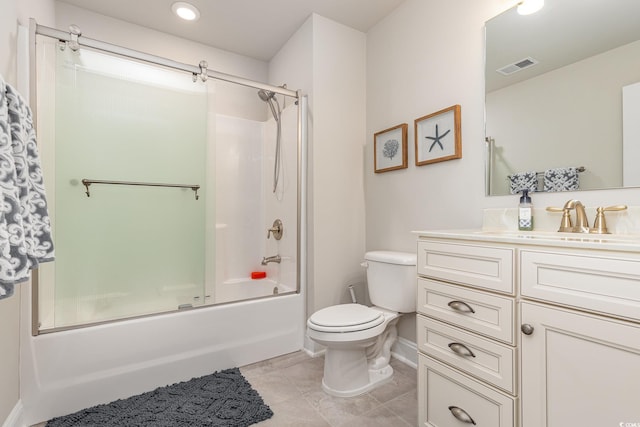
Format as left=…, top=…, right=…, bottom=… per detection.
left=413, top=229, right=640, bottom=252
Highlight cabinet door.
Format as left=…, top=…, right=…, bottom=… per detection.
left=520, top=302, right=640, bottom=427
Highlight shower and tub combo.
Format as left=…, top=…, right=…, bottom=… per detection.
left=20, top=21, right=307, bottom=425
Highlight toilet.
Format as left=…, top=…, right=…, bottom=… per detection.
left=306, top=251, right=417, bottom=397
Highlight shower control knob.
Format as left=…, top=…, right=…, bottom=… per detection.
left=521, top=324, right=534, bottom=335
left=267, top=219, right=283, bottom=240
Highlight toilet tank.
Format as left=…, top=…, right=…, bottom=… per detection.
left=364, top=251, right=417, bottom=313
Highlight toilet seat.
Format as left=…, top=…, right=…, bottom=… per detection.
left=308, top=304, right=385, bottom=333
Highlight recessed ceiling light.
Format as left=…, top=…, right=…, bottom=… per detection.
left=517, top=0, right=544, bottom=15
left=171, top=2, right=200, bottom=21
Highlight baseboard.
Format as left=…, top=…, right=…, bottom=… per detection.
left=2, top=400, right=24, bottom=427
left=391, top=337, right=418, bottom=369
left=303, top=335, right=326, bottom=357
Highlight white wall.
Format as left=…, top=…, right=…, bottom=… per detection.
left=366, top=0, right=502, bottom=340
left=366, top=0, right=640, bottom=342
left=0, top=0, right=18, bottom=84
left=269, top=14, right=367, bottom=334
left=0, top=3, right=21, bottom=420
left=1, top=0, right=55, bottom=423
left=311, top=15, right=367, bottom=311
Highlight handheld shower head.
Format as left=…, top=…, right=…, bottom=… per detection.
left=257, top=89, right=274, bottom=102
left=257, top=89, right=280, bottom=122
left=257, top=87, right=284, bottom=194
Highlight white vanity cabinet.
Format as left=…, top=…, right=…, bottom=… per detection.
left=519, top=247, right=640, bottom=427
left=416, top=239, right=517, bottom=427
left=416, top=232, right=640, bottom=427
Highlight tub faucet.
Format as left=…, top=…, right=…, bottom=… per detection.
left=261, top=255, right=281, bottom=265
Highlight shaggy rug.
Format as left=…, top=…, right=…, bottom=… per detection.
left=46, top=368, right=273, bottom=427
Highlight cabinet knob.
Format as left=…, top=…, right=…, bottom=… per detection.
left=448, top=406, right=476, bottom=425
left=447, top=300, right=476, bottom=314
left=521, top=324, right=534, bottom=335
left=448, top=342, right=476, bottom=358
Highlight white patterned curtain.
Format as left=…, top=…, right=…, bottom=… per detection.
left=0, top=75, right=54, bottom=299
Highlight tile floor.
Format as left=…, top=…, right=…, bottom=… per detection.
left=241, top=351, right=417, bottom=427
left=32, top=351, right=417, bottom=427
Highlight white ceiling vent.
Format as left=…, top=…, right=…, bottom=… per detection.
left=496, top=57, right=539, bottom=75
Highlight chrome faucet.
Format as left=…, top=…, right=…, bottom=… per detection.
left=261, top=255, right=281, bottom=265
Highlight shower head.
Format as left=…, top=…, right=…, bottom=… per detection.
left=258, top=89, right=280, bottom=122
left=257, top=89, right=275, bottom=102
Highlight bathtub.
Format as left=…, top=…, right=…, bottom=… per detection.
left=19, top=284, right=304, bottom=425
left=215, top=278, right=295, bottom=304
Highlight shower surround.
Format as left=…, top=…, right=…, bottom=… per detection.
left=20, top=23, right=307, bottom=425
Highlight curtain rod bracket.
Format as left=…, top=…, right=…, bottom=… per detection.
left=198, top=60, right=208, bottom=82
left=68, top=24, right=82, bottom=52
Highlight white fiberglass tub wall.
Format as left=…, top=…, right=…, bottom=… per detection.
left=20, top=284, right=303, bottom=425
left=214, top=104, right=299, bottom=302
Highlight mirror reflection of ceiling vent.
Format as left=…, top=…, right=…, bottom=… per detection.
left=496, top=57, right=539, bottom=75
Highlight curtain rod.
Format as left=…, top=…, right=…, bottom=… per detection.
left=34, top=22, right=298, bottom=99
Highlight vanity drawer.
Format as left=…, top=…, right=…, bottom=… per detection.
left=417, top=315, right=516, bottom=394
left=417, top=240, right=514, bottom=294
left=418, top=354, right=515, bottom=427
left=521, top=250, right=640, bottom=322
left=418, top=278, right=515, bottom=344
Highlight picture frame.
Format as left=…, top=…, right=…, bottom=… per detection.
left=374, top=123, right=408, bottom=173
left=414, top=105, right=461, bottom=166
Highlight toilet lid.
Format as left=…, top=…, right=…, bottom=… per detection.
left=308, top=304, right=385, bottom=332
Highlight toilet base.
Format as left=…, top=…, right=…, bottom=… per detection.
left=322, top=364, right=394, bottom=398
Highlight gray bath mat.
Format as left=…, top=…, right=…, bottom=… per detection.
left=46, top=368, right=273, bottom=427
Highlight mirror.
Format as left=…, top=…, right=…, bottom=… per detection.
left=484, top=0, right=640, bottom=196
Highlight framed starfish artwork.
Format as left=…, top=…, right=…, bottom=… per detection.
left=374, top=123, right=408, bottom=173
left=414, top=105, right=461, bottom=166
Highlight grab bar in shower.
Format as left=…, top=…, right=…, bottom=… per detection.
left=81, top=179, right=200, bottom=200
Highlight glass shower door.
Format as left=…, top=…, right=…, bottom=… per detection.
left=44, top=46, right=208, bottom=328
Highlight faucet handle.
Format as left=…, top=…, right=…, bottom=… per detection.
left=591, top=205, right=628, bottom=234
left=602, top=205, right=628, bottom=212
left=267, top=219, right=283, bottom=240
left=546, top=206, right=573, bottom=232
left=545, top=206, right=564, bottom=212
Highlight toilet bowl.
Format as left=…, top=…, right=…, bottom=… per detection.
left=306, top=251, right=416, bottom=397
left=307, top=303, right=400, bottom=397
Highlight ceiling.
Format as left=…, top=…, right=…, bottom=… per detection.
left=57, top=0, right=405, bottom=61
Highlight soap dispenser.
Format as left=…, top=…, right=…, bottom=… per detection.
left=518, top=189, right=534, bottom=231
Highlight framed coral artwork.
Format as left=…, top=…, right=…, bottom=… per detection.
left=414, top=105, right=461, bottom=166
left=373, top=123, right=408, bottom=173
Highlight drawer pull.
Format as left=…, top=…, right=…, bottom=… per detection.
left=448, top=406, right=476, bottom=425
left=521, top=323, right=534, bottom=335
left=448, top=342, right=476, bottom=358
left=448, top=300, right=475, bottom=314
